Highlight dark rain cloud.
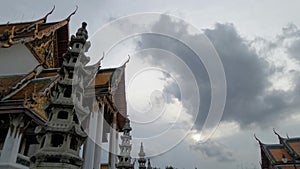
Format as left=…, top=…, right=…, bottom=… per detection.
left=136, top=15, right=300, bottom=130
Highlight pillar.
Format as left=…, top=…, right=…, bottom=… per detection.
left=93, top=104, right=104, bottom=169
left=0, top=114, right=25, bottom=164
left=109, top=111, right=117, bottom=169
left=83, top=111, right=98, bottom=169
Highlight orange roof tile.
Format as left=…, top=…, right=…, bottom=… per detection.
left=288, top=141, right=300, bottom=155
left=93, top=72, right=113, bottom=86
left=279, top=166, right=300, bottom=169
left=269, top=147, right=293, bottom=162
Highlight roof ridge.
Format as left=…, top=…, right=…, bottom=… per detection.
left=2, top=75, right=57, bottom=101
left=2, top=79, right=32, bottom=101
left=11, top=65, right=42, bottom=90
left=0, top=6, right=55, bottom=26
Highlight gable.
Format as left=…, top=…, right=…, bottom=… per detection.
left=0, top=44, right=39, bottom=75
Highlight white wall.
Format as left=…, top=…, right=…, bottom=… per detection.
left=0, top=44, right=40, bottom=75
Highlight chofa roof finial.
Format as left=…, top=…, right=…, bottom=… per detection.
left=66, top=5, right=78, bottom=21
left=254, top=133, right=263, bottom=145
left=44, top=6, right=55, bottom=21
left=273, top=128, right=282, bottom=138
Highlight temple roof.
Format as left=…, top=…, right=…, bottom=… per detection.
left=262, top=144, right=293, bottom=164
left=0, top=66, right=122, bottom=98
left=0, top=65, right=127, bottom=127
left=257, top=133, right=300, bottom=168
left=276, top=166, right=300, bottom=169
left=0, top=7, right=71, bottom=68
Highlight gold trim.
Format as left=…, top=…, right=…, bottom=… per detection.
left=24, top=88, right=48, bottom=120
left=26, top=33, right=55, bottom=68
left=1, top=19, right=69, bottom=49
left=34, top=23, right=39, bottom=36
left=8, top=26, right=15, bottom=44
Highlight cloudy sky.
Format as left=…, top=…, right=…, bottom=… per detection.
left=1, top=1, right=300, bottom=169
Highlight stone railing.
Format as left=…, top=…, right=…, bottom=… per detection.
left=0, top=150, right=29, bottom=169
left=16, top=153, right=30, bottom=167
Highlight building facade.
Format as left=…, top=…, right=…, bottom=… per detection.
left=0, top=9, right=127, bottom=169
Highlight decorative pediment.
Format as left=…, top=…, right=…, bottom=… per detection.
left=25, top=33, right=55, bottom=68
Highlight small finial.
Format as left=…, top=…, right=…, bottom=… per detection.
left=254, top=134, right=262, bottom=145
left=100, top=52, right=105, bottom=61
left=66, top=5, right=78, bottom=21
left=75, top=22, right=88, bottom=40
left=125, top=54, right=130, bottom=64
left=273, top=128, right=282, bottom=138
left=43, top=5, right=55, bottom=21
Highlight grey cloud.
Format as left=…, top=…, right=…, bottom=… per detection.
left=136, top=16, right=212, bottom=129
left=190, top=140, right=235, bottom=162
left=204, top=23, right=290, bottom=128
left=286, top=23, right=300, bottom=63
left=136, top=15, right=300, bottom=129
left=289, top=39, right=300, bottom=62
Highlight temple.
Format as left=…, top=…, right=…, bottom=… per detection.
left=255, top=130, right=300, bottom=169
left=0, top=8, right=127, bottom=169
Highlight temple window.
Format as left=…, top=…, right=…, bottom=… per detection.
left=70, top=137, right=78, bottom=150
left=73, top=114, right=79, bottom=124
left=68, top=71, right=74, bottom=79
left=72, top=57, right=77, bottom=63
left=57, top=111, right=68, bottom=119
left=63, top=88, right=72, bottom=98
left=51, top=134, right=64, bottom=147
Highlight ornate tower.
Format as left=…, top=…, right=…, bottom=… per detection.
left=30, top=22, right=90, bottom=169
left=116, top=118, right=134, bottom=169
left=147, top=159, right=152, bottom=169
left=138, top=142, right=146, bottom=169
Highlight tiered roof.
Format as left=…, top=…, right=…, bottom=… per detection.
left=0, top=63, right=127, bottom=127
left=255, top=130, right=300, bottom=169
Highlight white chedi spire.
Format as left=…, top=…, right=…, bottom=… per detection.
left=138, top=142, right=146, bottom=169
left=139, top=142, right=145, bottom=157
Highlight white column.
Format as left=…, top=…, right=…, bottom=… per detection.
left=93, top=104, right=104, bottom=169
left=83, top=111, right=98, bottom=169
left=0, top=115, right=24, bottom=164
left=114, top=131, right=119, bottom=160
left=109, top=112, right=117, bottom=169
